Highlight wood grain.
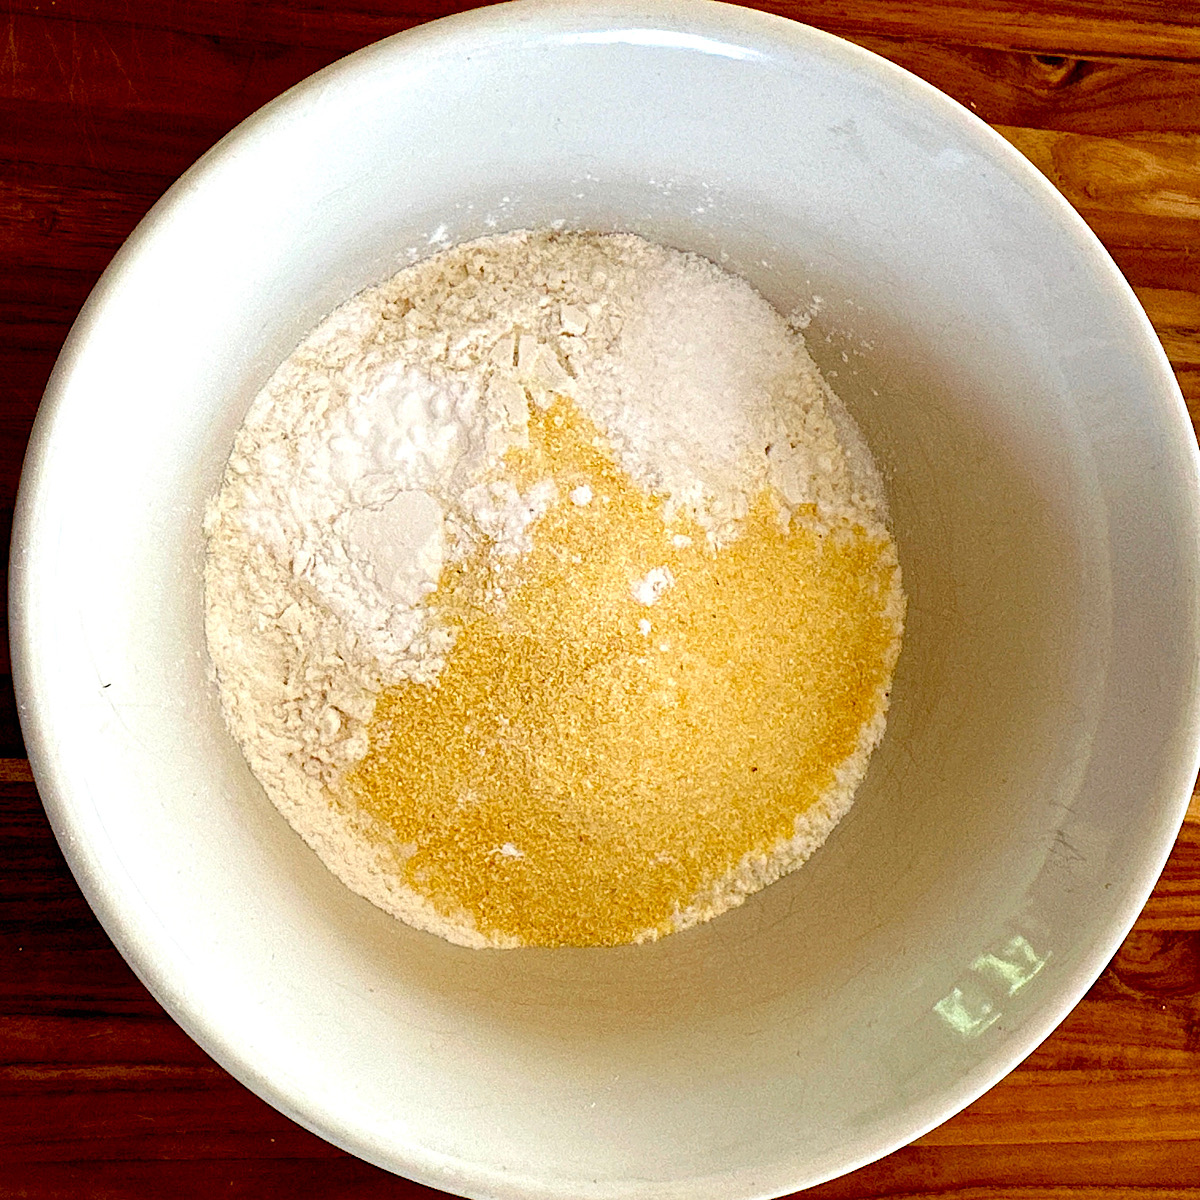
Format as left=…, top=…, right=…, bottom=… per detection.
left=3, top=2, right=1200, bottom=1197
left=847, top=36, right=1200, bottom=134
left=10, top=0, right=1200, bottom=57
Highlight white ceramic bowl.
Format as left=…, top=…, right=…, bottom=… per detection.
left=12, top=2, right=1200, bottom=1195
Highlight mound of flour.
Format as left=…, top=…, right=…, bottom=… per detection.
left=203, top=229, right=893, bottom=945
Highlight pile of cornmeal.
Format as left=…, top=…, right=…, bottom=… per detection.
left=204, top=230, right=905, bottom=948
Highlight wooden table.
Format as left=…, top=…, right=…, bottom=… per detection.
left=3, top=2, right=1199, bottom=1195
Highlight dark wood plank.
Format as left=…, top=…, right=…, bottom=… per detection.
left=807, top=1140, right=1200, bottom=1198
left=1088, top=216, right=1200, bottom=295
left=848, top=36, right=1200, bottom=135
left=7, top=0, right=1200, bottom=59
left=774, top=1, right=1200, bottom=59
left=0, top=10, right=354, bottom=120
left=0, top=1159, right=441, bottom=1200
left=0, top=97, right=234, bottom=180
left=1, top=162, right=164, bottom=273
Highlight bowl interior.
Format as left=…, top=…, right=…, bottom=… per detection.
left=13, top=3, right=1200, bottom=1197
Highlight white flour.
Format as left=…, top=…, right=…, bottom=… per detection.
left=203, top=229, right=894, bottom=945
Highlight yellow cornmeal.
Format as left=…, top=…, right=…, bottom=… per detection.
left=344, top=396, right=903, bottom=947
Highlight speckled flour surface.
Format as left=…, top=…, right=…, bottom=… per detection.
left=203, top=230, right=905, bottom=948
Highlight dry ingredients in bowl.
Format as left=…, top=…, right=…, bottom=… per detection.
left=204, top=230, right=905, bottom=949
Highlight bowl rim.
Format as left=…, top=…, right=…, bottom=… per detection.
left=12, top=1, right=1200, bottom=1196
